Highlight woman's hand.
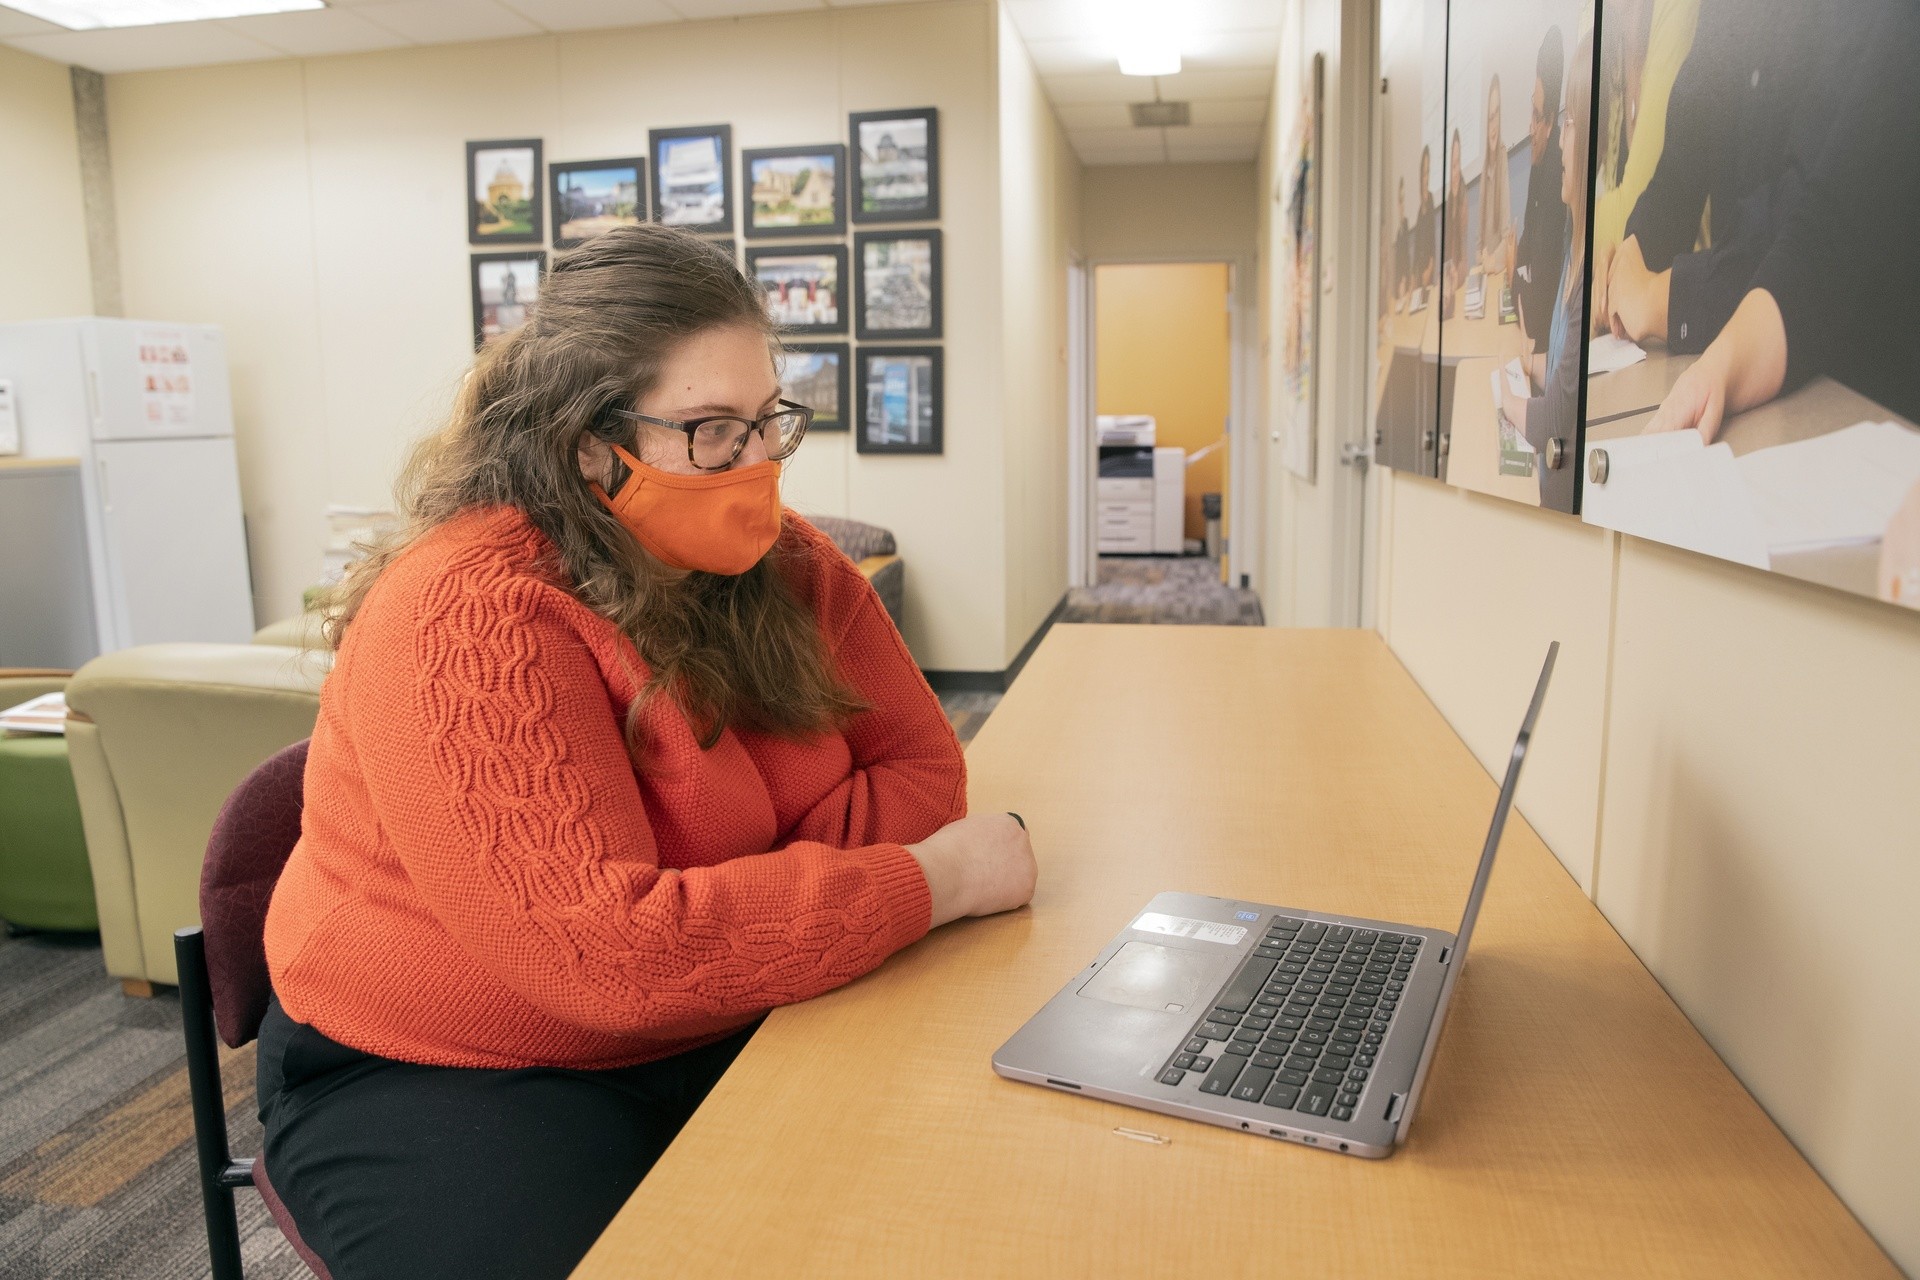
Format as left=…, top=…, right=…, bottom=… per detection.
left=1645, top=351, right=1730, bottom=441
left=907, top=812, right=1037, bottom=929
left=1606, top=236, right=1669, bottom=343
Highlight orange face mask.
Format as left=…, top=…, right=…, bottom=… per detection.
left=591, top=443, right=782, bottom=576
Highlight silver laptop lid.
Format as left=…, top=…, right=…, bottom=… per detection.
left=1396, top=641, right=1557, bottom=1139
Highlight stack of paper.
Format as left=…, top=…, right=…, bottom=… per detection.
left=1492, top=361, right=1536, bottom=463
left=1587, top=333, right=1648, bottom=377
left=1581, top=430, right=1771, bottom=569
left=0, top=692, right=67, bottom=736
left=1736, top=421, right=1920, bottom=553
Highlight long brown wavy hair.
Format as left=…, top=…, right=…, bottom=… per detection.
left=320, top=223, right=865, bottom=752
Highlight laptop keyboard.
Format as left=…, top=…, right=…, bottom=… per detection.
left=1156, top=916, right=1422, bottom=1123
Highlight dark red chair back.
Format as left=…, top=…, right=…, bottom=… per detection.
left=199, top=738, right=310, bottom=1049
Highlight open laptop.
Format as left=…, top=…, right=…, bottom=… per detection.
left=992, top=643, right=1557, bottom=1158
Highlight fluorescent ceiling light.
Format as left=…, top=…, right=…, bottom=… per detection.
left=3, top=0, right=323, bottom=29
left=1108, top=0, right=1182, bottom=77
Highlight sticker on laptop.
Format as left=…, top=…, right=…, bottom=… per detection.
left=1129, top=912, right=1248, bottom=946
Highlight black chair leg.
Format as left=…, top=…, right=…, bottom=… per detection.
left=176, top=926, right=248, bottom=1280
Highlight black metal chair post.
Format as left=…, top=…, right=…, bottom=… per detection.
left=176, top=925, right=257, bottom=1280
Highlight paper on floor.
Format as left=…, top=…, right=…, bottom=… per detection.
left=1581, top=430, right=1771, bottom=568
left=1737, top=420, right=1920, bottom=553
left=1588, top=333, right=1648, bottom=377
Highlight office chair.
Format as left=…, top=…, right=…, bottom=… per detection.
left=173, top=738, right=333, bottom=1280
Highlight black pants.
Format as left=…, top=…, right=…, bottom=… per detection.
left=256, top=995, right=757, bottom=1280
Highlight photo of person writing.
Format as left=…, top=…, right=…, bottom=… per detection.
left=1413, top=145, right=1438, bottom=297
left=1508, top=27, right=1567, bottom=356
left=1442, top=129, right=1470, bottom=314
left=1501, top=30, right=1592, bottom=512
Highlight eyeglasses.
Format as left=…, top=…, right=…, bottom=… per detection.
left=613, top=399, right=812, bottom=471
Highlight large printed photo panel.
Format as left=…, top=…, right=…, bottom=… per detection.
left=1370, top=0, right=1448, bottom=480
left=1434, top=0, right=1595, bottom=514
left=1578, top=0, right=1920, bottom=610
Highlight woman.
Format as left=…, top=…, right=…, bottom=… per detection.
left=1478, top=74, right=1512, bottom=277
left=1442, top=129, right=1470, bottom=314
left=1501, top=30, right=1592, bottom=514
left=257, top=224, right=1037, bottom=1279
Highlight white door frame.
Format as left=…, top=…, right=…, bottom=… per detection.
left=1069, top=254, right=1262, bottom=593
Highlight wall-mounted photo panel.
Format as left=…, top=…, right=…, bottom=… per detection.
left=745, top=244, right=847, bottom=336
left=550, top=157, right=645, bottom=250
left=650, top=125, right=733, bottom=234
left=854, top=229, right=942, bottom=341
left=779, top=343, right=850, bottom=432
left=1278, top=51, right=1324, bottom=481
left=1434, top=0, right=1593, bottom=513
left=743, top=144, right=846, bottom=239
left=850, top=107, right=939, bottom=223
left=857, top=347, right=942, bottom=454
left=1369, top=0, right=1447, bottom=479
left=471, top=251, right=545, bottom=350
left=1578, top=0, right=1920, bottom=611
left=467, top=139, right=542, bottom=244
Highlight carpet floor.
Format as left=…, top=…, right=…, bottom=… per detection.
left=1062, top=556, right=1265, bottom=626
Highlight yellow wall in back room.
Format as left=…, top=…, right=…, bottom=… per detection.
left=1095, top=262, right=1232, bottom=542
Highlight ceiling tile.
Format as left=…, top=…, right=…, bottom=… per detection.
left=6, top=22, right=282, bottom=71
left=352, top=0, right=539, bottom=43
left=1070, top=124, right=1165, bottom=152
left=1078, top=144, right=1170, bottom=166
left=0, top=7, right=64, bottom=37
left=1187, top=97, right=1268, bottom=127
left=1040, top=70, right=1152, bottom=105
left=1163, top=137, right=1261, bottom=162
left=666, top=0, right=824, bottom=17
left=1160, top=66, right=1273, bottom=99
left=500, top=0, right=679, bottom=28
left=1051, top=100, right=1128, bottom=131
left=222, top=7, right=414, bottom=56
left=1183, top=26, right=1279, bottom=69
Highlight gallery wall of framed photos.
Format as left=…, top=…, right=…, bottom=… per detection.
left=467, top=106, right=946, bottom=456
left=1368, top=0, right=1920, bottom=613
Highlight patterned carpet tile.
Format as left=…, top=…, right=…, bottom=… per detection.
left=1061, top=556, right=1265, bottom=627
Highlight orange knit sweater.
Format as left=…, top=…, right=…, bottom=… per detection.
left=264, top=505, right=959, bottom=1070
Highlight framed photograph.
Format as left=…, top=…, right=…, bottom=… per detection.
left=779, top=343, right=850, bottom=432
left=745, top=244, right=848, bottom=336
left=850, top=107, right=939, bottom=223
left=855, top=229, right=941, bottom=341
left=857, top=346, right=942, bottom=455
left=550, top=157, right=646, bottom=249
left=650, top=125, right=733, bottom=234
left=467, top=139, right=543, bottom=244
left=743, top=144, right=847, bottom=239
left=470, top=251, right=546, bottom=350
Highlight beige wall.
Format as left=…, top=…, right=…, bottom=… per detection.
left=1374, top=469, right=1920, bottom=1271
left=105, top=1, right=1052, bottom=672
left=996, top=5, right=1081, bottom=662
left=0, top=46, right=93, bottom=324
left=1080, top=162, right=1256, bottom=263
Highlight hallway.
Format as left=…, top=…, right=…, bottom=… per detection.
left=1062, top=556, right=1264, bottom=626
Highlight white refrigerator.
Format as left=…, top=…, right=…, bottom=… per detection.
left=0, top=318, right=254, bottom=668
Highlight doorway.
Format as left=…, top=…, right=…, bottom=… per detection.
left=1067, top=261, right=1262, bottom=624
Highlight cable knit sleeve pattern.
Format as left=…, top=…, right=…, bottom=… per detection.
left=350, top=532, right=933, bottom=1039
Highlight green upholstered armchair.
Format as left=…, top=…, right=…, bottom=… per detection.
left=65, top=644, right=330, bottom=993
left=0, top=670, right=95, bottom=933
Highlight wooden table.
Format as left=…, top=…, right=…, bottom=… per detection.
left=1586, top=349, right=1695, bottom=423
left=574, top=628, right=1896, bottom=1279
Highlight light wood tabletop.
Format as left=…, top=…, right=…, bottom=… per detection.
left=573, top=627, right=1896, bottom=1279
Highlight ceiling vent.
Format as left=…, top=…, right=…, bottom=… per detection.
left=1129, top=101, right=1191, bottom=128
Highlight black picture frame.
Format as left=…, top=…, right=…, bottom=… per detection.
left=470, top=251, right=546, bottom=350
left=856, top=346, right=943, bottom=455
left=854, top=229, right=942, bottom=341
left=743, top=144, right=848, bottom=239
left=745, top=244, right=849, bottom=336
left=467, top=138, right=544, bottom=244
left=780, top=342, right=851, bottom=432
left=549, top=156, right=647, bottom=250
left=649, top=124, right=734, bottom=235
left=850, top=107, right=939, bottom=223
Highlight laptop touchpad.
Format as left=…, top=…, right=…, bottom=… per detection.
left=1077, top=941, right=1215, bottom=1013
